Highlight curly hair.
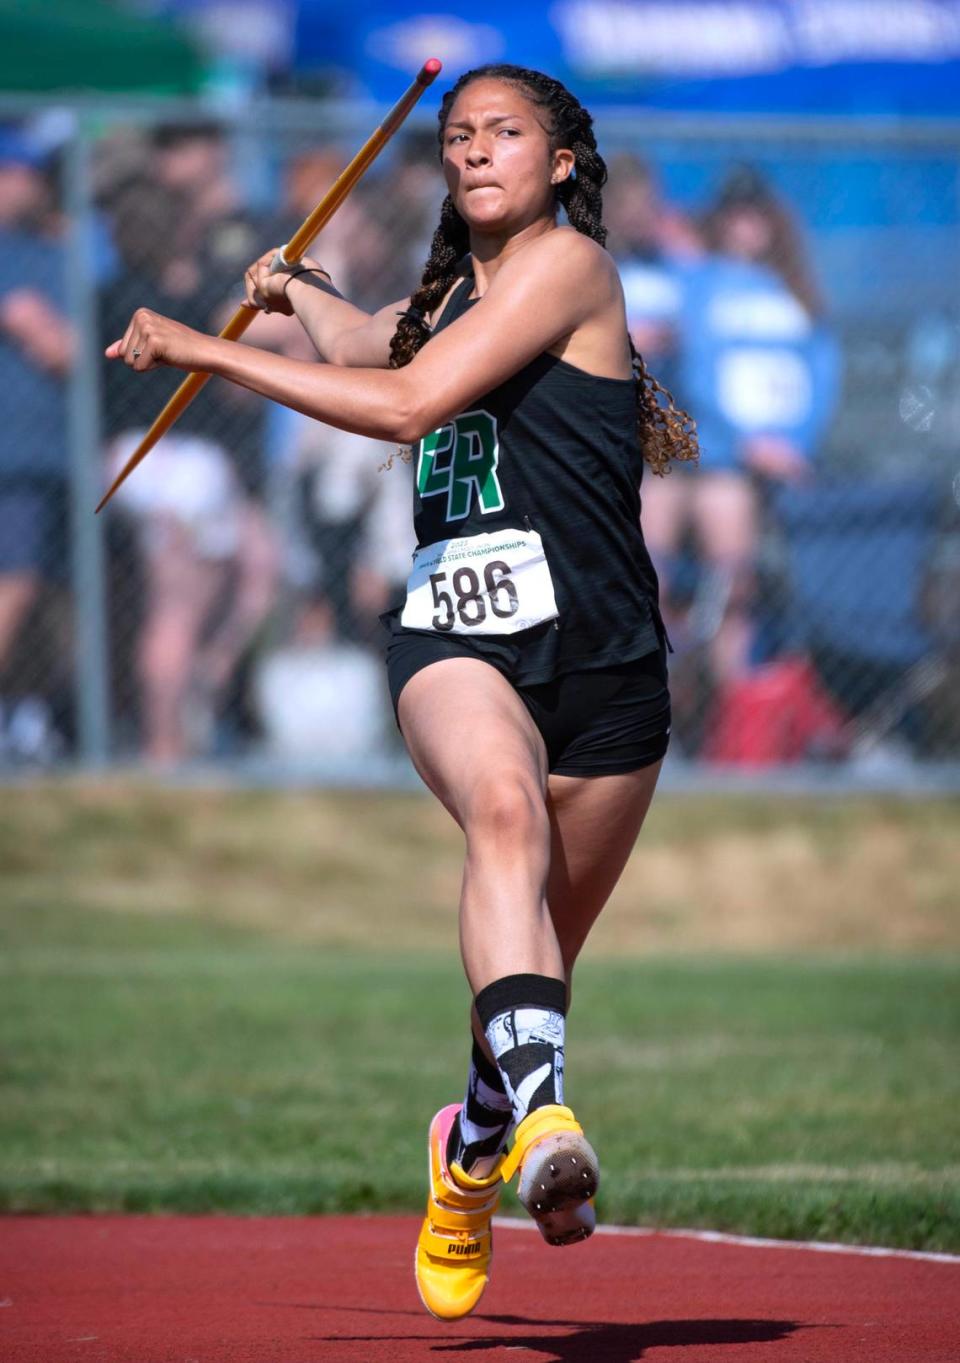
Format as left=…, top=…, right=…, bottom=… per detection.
left=388, top=63, right=698, bottom=476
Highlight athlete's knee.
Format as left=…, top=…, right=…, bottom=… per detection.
left=464, top=773, right=548, bottom=851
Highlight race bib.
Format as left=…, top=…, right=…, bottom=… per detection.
left=401, top=528, right=558, bottom=636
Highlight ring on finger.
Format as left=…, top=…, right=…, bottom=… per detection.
left=132, top=347, right=142, bottom=359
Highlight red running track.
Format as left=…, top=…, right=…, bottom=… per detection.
left=1, top=1216, right=958, bottom=1362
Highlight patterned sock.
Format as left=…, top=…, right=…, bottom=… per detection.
left=474, top=973, right=566, bottom=1127
left=446, top=1037, right=515, bottom=1179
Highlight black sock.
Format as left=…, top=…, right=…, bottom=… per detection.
left=447, top=1037, right=515, bottom=1178
left=474, top=973, right=566, bottom=1125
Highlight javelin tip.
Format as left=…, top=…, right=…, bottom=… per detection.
left=421, top=58, right=443, bottom=80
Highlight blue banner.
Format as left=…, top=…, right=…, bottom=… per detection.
left=294, top=1, right=960, bottom=113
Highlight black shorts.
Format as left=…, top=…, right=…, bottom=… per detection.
left=386, top=633, right=671, bottom=777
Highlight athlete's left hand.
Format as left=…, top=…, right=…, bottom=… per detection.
left=104, top=307, right=210, bottom=372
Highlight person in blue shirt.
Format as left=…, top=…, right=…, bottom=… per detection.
left=641, top=165, right=841, bottom=690
left=0, top=130, right=73, bottom=753
left=605, top=152, right=702, bottom=407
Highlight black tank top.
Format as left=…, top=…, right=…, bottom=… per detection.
left=382, top=271, right=670, bottom=684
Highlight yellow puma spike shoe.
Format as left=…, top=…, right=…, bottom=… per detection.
left=500, top=1104, right=599, bottom=1246
left=414, top=1103, right=505, bottom=1321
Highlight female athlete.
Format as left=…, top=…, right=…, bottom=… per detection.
left=106, top=63, right=699, bottom=1321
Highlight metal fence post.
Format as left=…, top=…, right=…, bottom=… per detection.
left=64, top=121, right=111, bottom=767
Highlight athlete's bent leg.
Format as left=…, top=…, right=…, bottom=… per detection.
left=545, top=759, right=665, bottom=993
left=398, top=655, right=561, bottom=992
left=401, top=657, right=594, bottom=1285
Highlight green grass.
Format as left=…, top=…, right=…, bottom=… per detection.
left=2, top=896, right=958, bottom=1250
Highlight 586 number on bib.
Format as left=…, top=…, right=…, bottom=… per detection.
left=428, top=560, right=517, bottom=631
left=401, top=529, right=558, bottom=636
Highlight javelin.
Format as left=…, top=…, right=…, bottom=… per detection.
left=96, top=57, right=443, bottom=514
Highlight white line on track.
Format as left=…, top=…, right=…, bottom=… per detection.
left=492, top=1217, right=960, bottom=1265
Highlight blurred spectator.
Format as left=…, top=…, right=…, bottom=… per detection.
left=252, top=424, right=408, bottom=766
left=267, top=145, right=390, bottom=311
left=100, top=141, right=279, bottom=765
left=277, top=412, right=414, bottom=646
left=0, top=128, right=73, bottom=763
left=151, top=120, right=262, bottom=284
left=269, top=133, right=445, bottom=315
left=251, top=312, right=414, bottom=760
left=367, top=130, right=447, bottom=306
left=246, top=147, right=426, bottom=759
left=100, top=123, right=272, bottom=485
left=605, top=153, right=701, bottom=396
left=641, top=165, right=841, bottom=698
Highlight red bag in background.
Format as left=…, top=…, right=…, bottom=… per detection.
left=702, top=655, right=849, bottom=766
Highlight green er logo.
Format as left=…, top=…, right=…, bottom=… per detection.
left=416, top=409, right=505, bottom=522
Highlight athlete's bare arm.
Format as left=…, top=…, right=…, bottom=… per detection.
left=241, top=248, right=409, bottom=367
left=335, top=296, right=411, bottom=366
left=106, top=228, right=627, bottom=445
left=289, top=285, right=412, bottom=367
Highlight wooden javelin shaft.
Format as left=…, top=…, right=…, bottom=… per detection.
left=96, top=57, right=442, bottom=514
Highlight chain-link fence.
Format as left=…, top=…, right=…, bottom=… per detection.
left=0, top=98, right=958, bottom=785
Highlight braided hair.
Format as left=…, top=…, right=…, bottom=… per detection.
left=389, top=63, right=698, bottom=475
